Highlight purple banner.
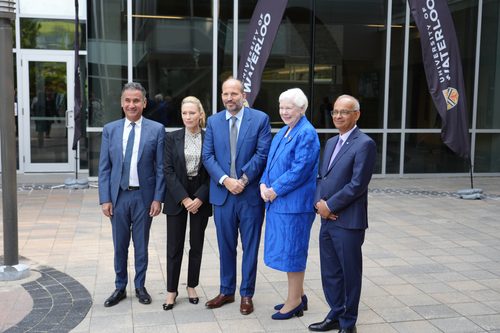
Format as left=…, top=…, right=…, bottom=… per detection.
left=237, top=0, right=289, bottom=107
left=72, top=0, right=82, bottom=151
left=408, top=0, right=471, bottom=158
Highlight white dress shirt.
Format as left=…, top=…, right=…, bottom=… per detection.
left=123, top=117, right=142, bottom=187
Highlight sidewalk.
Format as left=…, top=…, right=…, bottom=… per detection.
left=0, top=176, right=499, bottom=332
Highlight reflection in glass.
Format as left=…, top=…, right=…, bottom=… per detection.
left=132, top=0, right=214, bottom=127
left=386, top=133, right=401, bottom=174
left=20, top=19, right=86, bottom=50
left=474, top=134, right=500, bottom=172
left=87, top=0, right=127, bottom=127
left=403, top=133, right=468, bottom=173
left=29, top=61, right=68, bottom=163
left=312, top=0, right=387, bottom=130
left=20, top=0, right=87, bottom=17
left=406, top=0, right=477, bottom=129
left=477, top=0, right=500, bottom=129
left=14, top=54, right=19, bottom=169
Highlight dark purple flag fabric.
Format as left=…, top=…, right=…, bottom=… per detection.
left=237, top=0, right=289, bottom=107
left=72, top=0, right=82, bottom=150
left=408, top=0, right=470, bottom=158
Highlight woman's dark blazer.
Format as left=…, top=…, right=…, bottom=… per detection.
left=162, top=128, right=212, bottom=217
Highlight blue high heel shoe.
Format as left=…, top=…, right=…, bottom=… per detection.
left=274, top=294, right=308, bottom=311
left=271, top=302, right=304, bottom=320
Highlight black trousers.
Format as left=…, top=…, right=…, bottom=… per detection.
left=166, top=178, right=209, bottom=292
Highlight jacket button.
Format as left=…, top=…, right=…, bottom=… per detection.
left=324, top=177, right=327, bottom=180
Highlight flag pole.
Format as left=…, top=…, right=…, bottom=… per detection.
left=469, top=158, right=473, bottom=189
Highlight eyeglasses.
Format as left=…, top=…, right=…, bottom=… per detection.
left=331, top=109, right=358, bottom=116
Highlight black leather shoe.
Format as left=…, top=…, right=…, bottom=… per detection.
left=104, top=289, right=126, bottom=307
left=135, top=287, right=152, bottom=304
left=187, top=286, right=199, bottom=304
left=308, top=318, right=341, bottom=332
left=339, top=327, right=356, bottom=333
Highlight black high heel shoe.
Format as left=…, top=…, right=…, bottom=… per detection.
left=187, top=286, right=199, bottom=304
left=162, top=291, right=178, bottom=311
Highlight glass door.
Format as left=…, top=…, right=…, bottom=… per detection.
left=20, top=54, right=75, bottom=172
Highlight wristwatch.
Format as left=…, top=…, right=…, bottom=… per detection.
left=240, top=175, right=249, bottom=186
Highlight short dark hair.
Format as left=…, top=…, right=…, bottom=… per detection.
left=121, top=82, right=147, bottom=101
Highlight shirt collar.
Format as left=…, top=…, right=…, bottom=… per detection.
left=340, top=124, right=357, bottom=142
left=226, top=107, right=245, bottom=121
left=125, top=116, right=143, bottom=128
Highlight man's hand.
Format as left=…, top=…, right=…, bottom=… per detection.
left=223, top=177, right=245, bottom=195
left=315, top=199, right=338, bottom=220
left=184, top=198, right=203, bottom=214
left=102, top=202, right=113, bottom=218
left=150, top=200, right=162, bottom=217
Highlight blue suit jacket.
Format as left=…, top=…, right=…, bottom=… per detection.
left=314, top=127, right=377, bottom=229
left=260, top=116, right=320, bottom=213
left=202, top=106, right=271, bottom=206
left=98, top=117, right=166, bottom=209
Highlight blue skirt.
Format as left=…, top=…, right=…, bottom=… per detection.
left=264, top=206, right=315, bottom=272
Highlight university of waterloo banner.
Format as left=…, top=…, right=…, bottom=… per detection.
left=237, top=0, right=289, bottom=107
left=408, top=0, right=471, bottom=158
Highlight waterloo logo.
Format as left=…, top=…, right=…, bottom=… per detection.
left=442, top=87, right=459, bottom=110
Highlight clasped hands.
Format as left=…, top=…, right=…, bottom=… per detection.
left=223, top=173, right=248, bottom=195
left=315, top=199, right=338, bottom=220
left=182, top=197, right=203, bottom=214
left=260, top=183, right=277, bottom=203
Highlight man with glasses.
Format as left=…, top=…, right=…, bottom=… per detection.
left=309, top=95, right=377, bottom=333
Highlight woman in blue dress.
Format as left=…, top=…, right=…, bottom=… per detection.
left=260, top=88, right=320, bottom=320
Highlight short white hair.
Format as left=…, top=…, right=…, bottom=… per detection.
left=279, top=88, right=308, bottom=115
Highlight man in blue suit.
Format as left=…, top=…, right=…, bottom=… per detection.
left=203, top=77, right=271, bottom=315
left=99, top=82, right=166, bottom=307
left=309, top=95, right=377, bottom=333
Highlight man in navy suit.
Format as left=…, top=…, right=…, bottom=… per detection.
left=309, top=95, right=377, bottom=333
left=203, top=77, right=271, bottom=315
left=99, top=82, right=166, bottom=307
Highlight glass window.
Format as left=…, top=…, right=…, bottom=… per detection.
left=87, top=0, right=127, bottom=127
left=240, top=0, right=312, bottom=127
left=20, top=19, right=86, bottom=51
left=474, top=134, right=500, bottom=172
left=403, top=133, right=469, bottom=173
left=387, top=1, right=407, bottom=129
left=132, top=0, right=214, bottom=127
left=405, top=0, right=477, bottom=129
left=19, top=0, right=86, bottom=17
left=312, top=0, right=388, bottom=131
left=386, top=133, right=401, bottom=174
left=477, top=0, right=500, bottom=129
left=14, top=54, right=19, bottom=170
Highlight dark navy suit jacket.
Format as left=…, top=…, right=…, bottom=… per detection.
left=314, top=126, right=377, bottom=229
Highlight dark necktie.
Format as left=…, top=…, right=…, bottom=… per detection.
left=121, top=122, right=135, bottom=190
left=230, top=116, right=237, bottom=178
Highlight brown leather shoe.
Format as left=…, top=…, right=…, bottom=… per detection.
left=240, top=296, right=254, bottom=315
left=205, top=293, right=235, bottom=308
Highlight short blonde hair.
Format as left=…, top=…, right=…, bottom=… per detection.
left=182, top=96, right=206, bottom=128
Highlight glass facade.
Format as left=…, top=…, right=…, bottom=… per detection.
left=8, top=0, right=500, bottom=176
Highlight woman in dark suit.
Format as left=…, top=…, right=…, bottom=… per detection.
left=260, top=88, right=320, bottom=320
left=162, top=96, right=212, bottom=310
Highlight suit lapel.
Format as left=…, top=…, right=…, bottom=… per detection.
left=118, top=119, right=125, bottom=164
left=138, top=117, right=148, bottom=162
left=235, top=106, right=251, bottom=159
left=326, top=127, right=360, bottom=174
left=219, top=113, right=231, bottom=153
left=198, top=130, right=205, bottom=174
left=269, top=117, right=306, bottom=171
left=176, top=128, right=187, bottom=172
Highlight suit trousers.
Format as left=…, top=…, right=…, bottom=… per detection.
left=320, top=221, right=365, bottom=329
left=213, top=193, right=264, bottom=297
left=111, top=188, right=153, bottom=290
left=166, top=178, right=209, bottom=292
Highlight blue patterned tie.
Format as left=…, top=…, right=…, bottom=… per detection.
left=120, top=122, right=135, bottom=190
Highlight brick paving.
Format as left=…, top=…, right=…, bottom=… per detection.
left=0, top=175, right=499, bottom=332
